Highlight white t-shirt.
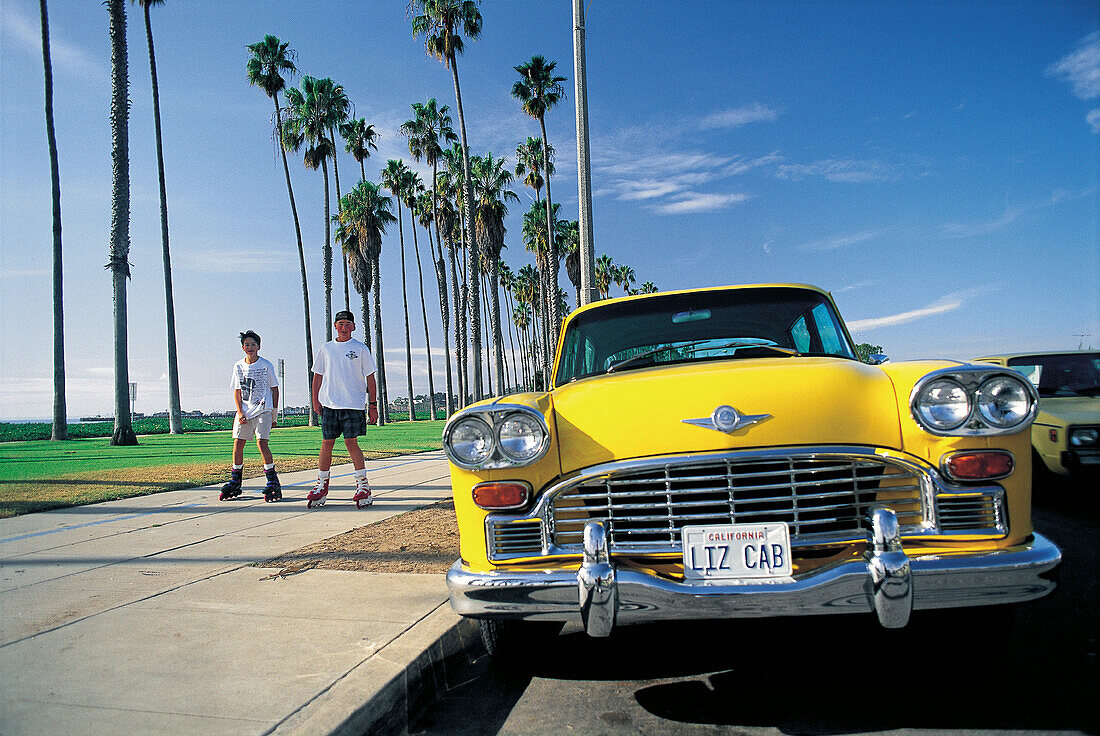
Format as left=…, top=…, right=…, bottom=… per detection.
left=230, top=356, right=279, bottom=419
left=314, top=338, right=377, bottom=410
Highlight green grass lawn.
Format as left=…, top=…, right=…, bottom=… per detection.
left=0, top=422, right=445, bottom=518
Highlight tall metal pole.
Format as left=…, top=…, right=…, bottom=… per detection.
left=573, top=0, right=598, bottom=305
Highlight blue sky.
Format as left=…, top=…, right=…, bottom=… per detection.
left=1, top=1, right=1097, bottom=419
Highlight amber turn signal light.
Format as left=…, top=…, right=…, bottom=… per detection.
left=472, top=482, right=530, bottom=510
left=942, top=451, right=1014, bottom=481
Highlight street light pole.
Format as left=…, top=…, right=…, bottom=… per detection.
left=573, top=0, right=598, bottom=306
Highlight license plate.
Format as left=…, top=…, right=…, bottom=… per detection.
left=682, top=522, right=792, bottom=581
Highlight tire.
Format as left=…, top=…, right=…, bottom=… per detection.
left=478, top=619, right=562, bottom=668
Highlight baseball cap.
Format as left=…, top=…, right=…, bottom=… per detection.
left=334, top=310, right=355, bottom=323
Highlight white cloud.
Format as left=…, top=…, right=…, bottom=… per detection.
left=1, top=4, right=106, bottom=79
left=1047, top=31, right=1100, bottom=100
left=698, top=103, right=780, bottom=130
left=776, top=159, right=894, bottom=183
left=798, top=229, right=889, bottom=251
left=1088, top=109, right=1100, bottom=134
left=652, top=192, right=751, bottom=215
left=848, top=290, right=989, bottom=332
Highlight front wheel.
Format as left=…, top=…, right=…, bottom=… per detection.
left=478, top=618, right=562, bottom=668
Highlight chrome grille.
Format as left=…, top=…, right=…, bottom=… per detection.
left=550, top=455, right=925, bottom=552
left=936, top=490, right=1006, bottom=534
left=488, top=517, right=543, bottom=558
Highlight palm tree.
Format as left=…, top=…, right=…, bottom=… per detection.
left=107, top=0, right=136, bottom=446
left=246, top=34, right=316, bottom=426
left=638, top=281, right=659, bottom=294
left=515, top=264, right=540, bottom=389
left=522, top=198, right=563, bottom=380
left=401, top=183, right=438, bottom=421
left=615, top=264, right=636, bottom=295
left=402, top=98, right=458, bottom=416
left=499, top=261, right=520, bottom=393
left=282, top=76, right=342, bottom=340
left=595, top=254, right=615, bottom=299
left=410, top=0, right=485, bottom=401
left=342, top=117, right=379, bottom=185
left=470, top=153, right=518, bottom=393
left=382, top=159, right=418, bottom=421
left=414, top=191, right=445, bottom=417
left=39, top=0, right=66, bottom=440
left=323, top=82, right=352, bottom=310
left=514, top=136, right=554, bottom=202
left=131, top=0, right=182, bottom=434
left=560, top=219, right=580, bottom=307
left=341, top=180, right=396, bottom=425
left=435, top=168, right=466, bottom=406
left=512, top=55, right=567, bottom=338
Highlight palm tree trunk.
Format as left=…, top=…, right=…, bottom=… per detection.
left=447, top=236, right=465, bottom=407
left=322, top=158, right=333, bottom=341
left=456, top=202, right=469, bottom=403
left=448, top=53, right=482, bottom=401
left=539, top=117, right=560, bottom=348
left=107, top=0, right=136, bottom=446
left=489, top=261, right=504, bottom=395
left=372, top=256, right=388, bottom=426
left=504, top=289, right=519, bottom=394
left=430, top=164, right=453, bottom=417
left=412, top=218, right=437, bottom=419
left=481, top=271, right=493, bottom=395
left=330, top=129, right=350, bottom=311
left=274, top=94, right=316, bottom=427
left=40, top=0, right=67, bottom=441
left=141, top=3, right=182, bottom=434
left=397, top=202, right=416, bottom=422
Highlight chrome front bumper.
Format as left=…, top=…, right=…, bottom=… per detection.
left=447, top=510, right=1062, bottom=636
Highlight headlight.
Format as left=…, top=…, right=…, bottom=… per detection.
left=1070, top=428, right=1099, bottom=447
left=976, top=375, right=1032, bottom=429
left=909, top=366, right=1038, bottom=436
left=496, top=412, right=547, bottom=462
left=442, top=404, right=552, bottom=469
left=447, top=416, right=493, bottom=467
left=914, top=379, right=971, bottom=430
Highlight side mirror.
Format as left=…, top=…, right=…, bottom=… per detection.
left=866, top=353, right=890, bottom=365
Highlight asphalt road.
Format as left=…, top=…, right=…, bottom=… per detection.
left=409, top=478, right=1098, bottom=736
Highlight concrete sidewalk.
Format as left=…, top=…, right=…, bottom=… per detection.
left=0, top=451, right=479, bottom=736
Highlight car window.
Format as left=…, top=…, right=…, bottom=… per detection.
left=812, top=302, right=845, bottom=355
left=791, top=316, right=811, bottom=353
left=1006, top=353, right=1100, bottom=397
left=555, top=287, right=857, bottom=385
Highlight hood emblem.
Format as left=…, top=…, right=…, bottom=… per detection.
left=683, top=405, right=771, bottom=434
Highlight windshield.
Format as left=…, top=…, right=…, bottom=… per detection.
left=1006, top=353, right=1100, bottom=397
left=554, top=286, right=857, bottom=385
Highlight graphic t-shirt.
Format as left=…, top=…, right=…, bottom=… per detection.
left=313, top=338, right=377, bottom=410
left=230, top=356, right=278, bottom=419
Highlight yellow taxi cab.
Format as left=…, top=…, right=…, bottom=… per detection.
left=442, top=284, right=1062, bottom=653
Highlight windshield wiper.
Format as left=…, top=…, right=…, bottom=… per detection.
left=606, top=340, right=797, bottom=374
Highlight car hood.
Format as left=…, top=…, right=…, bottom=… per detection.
left=550, top=357, right=903, bottom=474
left=1035, top=396, right=1100, bottom=426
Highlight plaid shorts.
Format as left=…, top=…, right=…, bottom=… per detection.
left=320, top=407, right=367, bottom=440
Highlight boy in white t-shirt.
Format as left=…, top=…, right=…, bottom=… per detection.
left=307, top=310, right=378, bottom=509
left=220, top=330, right=282, bottom=502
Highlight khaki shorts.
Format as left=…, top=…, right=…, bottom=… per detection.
left=233, top=411, right=273, bottom=440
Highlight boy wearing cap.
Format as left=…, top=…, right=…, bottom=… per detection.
left=307, top=310, right=379, bottom=509
left=220, top=330, right=281, bottom=502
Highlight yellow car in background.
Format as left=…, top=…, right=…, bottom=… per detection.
left=443, top=284, right=1061, bottom=653
left=975, top=351, right=1100, bottom=477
